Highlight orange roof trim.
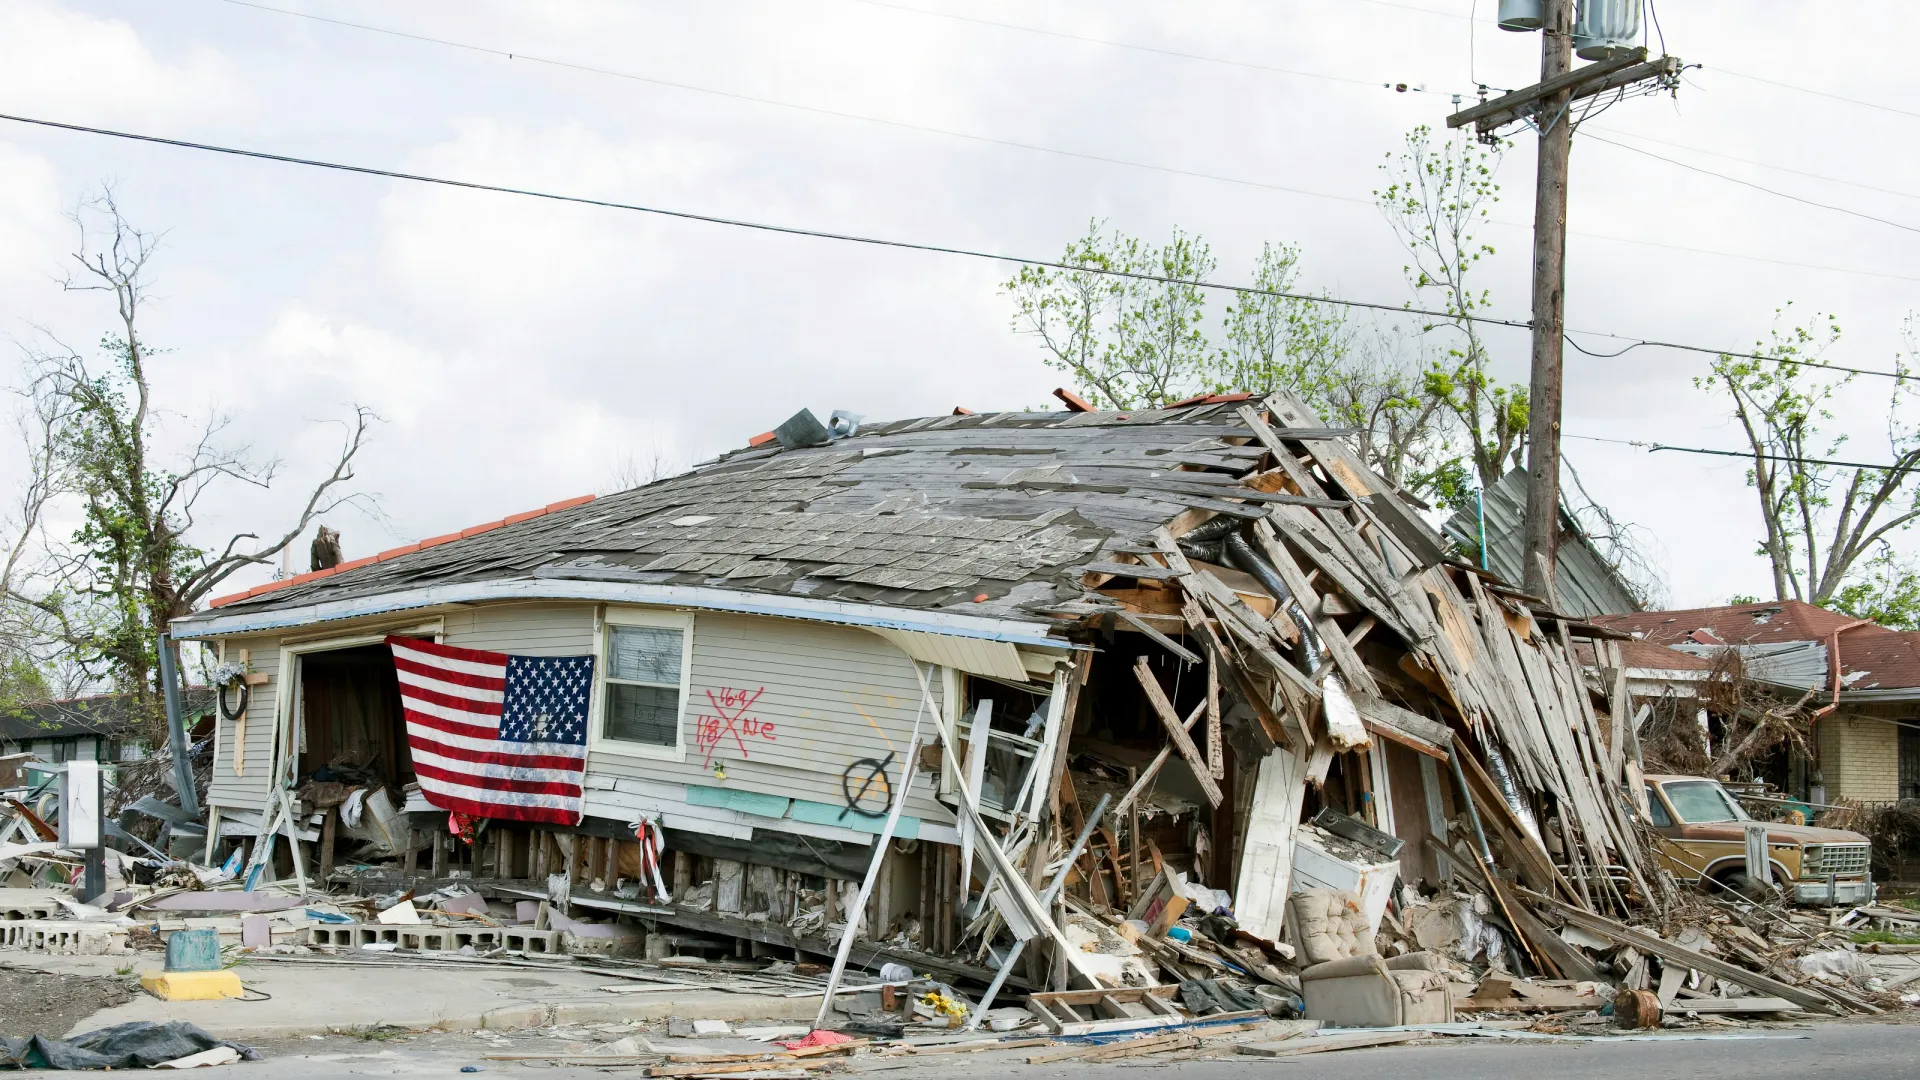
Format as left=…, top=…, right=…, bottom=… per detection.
left=206, top=494, right=596, bottom=609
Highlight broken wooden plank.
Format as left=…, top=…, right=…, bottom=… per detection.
left=1248, top=518, right=1381, bottom=699
left=1520, top=888, right=1839, bottom=1014
left=1133, top=657, right=1224, bottom=807
left=1116, top=609, right=1202, bottom=665
left=1028, top=1031, right=1198, bottom=1064
left=1235, top=1030, right=1423, bottom=1057
left=1205, top=650, right=1223, bottom=780
left=1670, top=997, right=1799, bottom=1014
left=1111, top=699, right=1205, bottom=816
left=1083, top=560, right=1184, bottom=581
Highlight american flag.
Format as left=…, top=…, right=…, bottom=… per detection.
left=387, top=636, right=594, bottom=826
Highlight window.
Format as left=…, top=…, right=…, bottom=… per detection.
left=1662, top=781, right=1748, bottom=824
left=1644, top=788, right=1672, bottom=828
left=597, top=615, right=690, bottom=754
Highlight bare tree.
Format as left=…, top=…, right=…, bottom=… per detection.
left=1701, top=307, right=1920, bottom=619
left=5, top=187, right=376, bottom=733
left=604, top=440, right=687, bottom=494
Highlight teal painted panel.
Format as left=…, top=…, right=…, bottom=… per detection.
left=788, top=798, right=919, bottom=841
left=166, top=928, right=222, bottom=972
left=684, top=784, right=791, bottom=820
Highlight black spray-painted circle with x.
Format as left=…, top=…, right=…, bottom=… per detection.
left=839, top=751, right=896, bottom=820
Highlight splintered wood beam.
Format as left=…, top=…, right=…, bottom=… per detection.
left=1132, top=657, right=1224, bottom=807
left=1206, top=651, right=1223, bottom=780
left=1111, top=699, right=1206, bottom=817
left=1116, top=610, right=1202, bottom=665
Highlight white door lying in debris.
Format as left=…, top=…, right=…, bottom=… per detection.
left=1232, top=739, right=1309, bottom=943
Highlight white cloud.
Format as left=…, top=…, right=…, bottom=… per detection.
left=0, top=0, right=245, bottom=125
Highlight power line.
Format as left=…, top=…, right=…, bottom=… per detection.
left=210, top=0, right=1920, bottom=285
left=1566, top=433, right=1918, bottom=472
left=1714, top=67, right=1920, bottom=122
left=3, top=110, right=1908, bottom=385
left=1562, top=331, right=1906, bottom=381
left=1585, top=126, right=1920, bottom=203
left=0, top=110, right=1503, bottom=325
left=207, top=0, right=1381, bottom=208
left=1581, top=131, right=1920, bottom=235
left=839, top=0, right=1426, bottom=92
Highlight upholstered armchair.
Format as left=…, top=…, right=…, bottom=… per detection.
left=1290, top=889, right=1453, bottom=1027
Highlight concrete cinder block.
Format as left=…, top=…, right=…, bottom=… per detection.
left=502, top=928, right=562, bottom=955
left=307, top=922, right=517, bottom=954
left=0, top=919, right=127, bottom=955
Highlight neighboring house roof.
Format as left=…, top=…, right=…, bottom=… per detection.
left=1593, top=600, right=1920, bottom=697
left=1595, top=599, right=1892, bottom=647
left=0, top=688, right=215, bottom=743
left=1441, top=466, right=1643, bottom=620
left=1616, top=639, right=1715, bottom=673
left=180, top=399, right=1329, bottom=637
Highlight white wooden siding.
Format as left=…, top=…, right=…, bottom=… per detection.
left=201, top=602, right=956, bottom=827
left=436, top=603, right=952, bottom=823
left=205, top=635, right=280, bottom=813
left=443, top=603, right=597, bottom=656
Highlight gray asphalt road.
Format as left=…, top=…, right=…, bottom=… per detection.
left=235, top=1022, right=1920, bottom=1079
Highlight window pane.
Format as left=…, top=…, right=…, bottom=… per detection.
left=606, top=683, right=680, bottom=746
left=1664, top=781, right=1744, bottom=824
left=610, top=626, right=681, bottom=685
left=1644, top=789, right=1672, bottom=828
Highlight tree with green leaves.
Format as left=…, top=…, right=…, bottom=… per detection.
left=1374, top=125, right=1527, bottom=493
left=1701, top=308, right=1920, bottom=625
left=1003, top=221, right=1215, bottom=410
left=7, top=189, right=375, bottom=736
left=1005, top=227, right=1464, bottom=505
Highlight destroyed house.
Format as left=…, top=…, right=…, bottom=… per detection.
left=168, top=392, right=1655, bottom=982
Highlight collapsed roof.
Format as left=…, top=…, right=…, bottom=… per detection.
left=191, top=395, right=1350, bottom=629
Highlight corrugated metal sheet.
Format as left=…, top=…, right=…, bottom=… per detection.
left=1671, top=641, right=1830, bottom=690
left=871, top=627, right=1032, bottom=681
left=1442, top=466, right=1642, bottom=618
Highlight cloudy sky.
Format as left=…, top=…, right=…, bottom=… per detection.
left=0, top=0, right=1912, bottom=610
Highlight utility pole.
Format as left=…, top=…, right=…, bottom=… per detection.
left=1520, top=0, right=1574, bottom=604
left=1447, top=4, right=1680, bottom=605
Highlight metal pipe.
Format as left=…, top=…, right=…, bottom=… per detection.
left=1449, top=746, right=1496, bottom=866
left=157, top=632, right=199, bottom=818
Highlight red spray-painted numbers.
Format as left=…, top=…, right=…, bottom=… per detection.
left=696, top=686, right=776, bottom=765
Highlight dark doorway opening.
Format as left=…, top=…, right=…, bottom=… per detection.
left=299, top=643, right=413, bottom=789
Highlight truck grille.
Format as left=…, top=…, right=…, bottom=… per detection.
left=1804, top=843, right=1870, bottom=877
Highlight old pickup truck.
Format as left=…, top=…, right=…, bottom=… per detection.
left=1641, top=774, right=1875, bottom=906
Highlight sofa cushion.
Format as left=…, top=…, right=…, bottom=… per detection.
left=1289, top=889, right=1376, bottom=966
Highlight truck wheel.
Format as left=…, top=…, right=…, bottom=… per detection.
left=1713, top=870, right=1771, bottom=901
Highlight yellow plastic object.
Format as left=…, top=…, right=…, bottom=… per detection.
left=140, top=969, right=245, bottom=1001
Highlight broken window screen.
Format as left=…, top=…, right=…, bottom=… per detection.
left=1662, top=781, right=1747, bottom=824
left=604, top=625, right=684, bottom=747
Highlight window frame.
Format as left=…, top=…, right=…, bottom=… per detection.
left=589, top=607, right=694, bottom=762
left=1643, top=786, right=1674, bottom=828
left=1662, top=780, right=1749, bottom=825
